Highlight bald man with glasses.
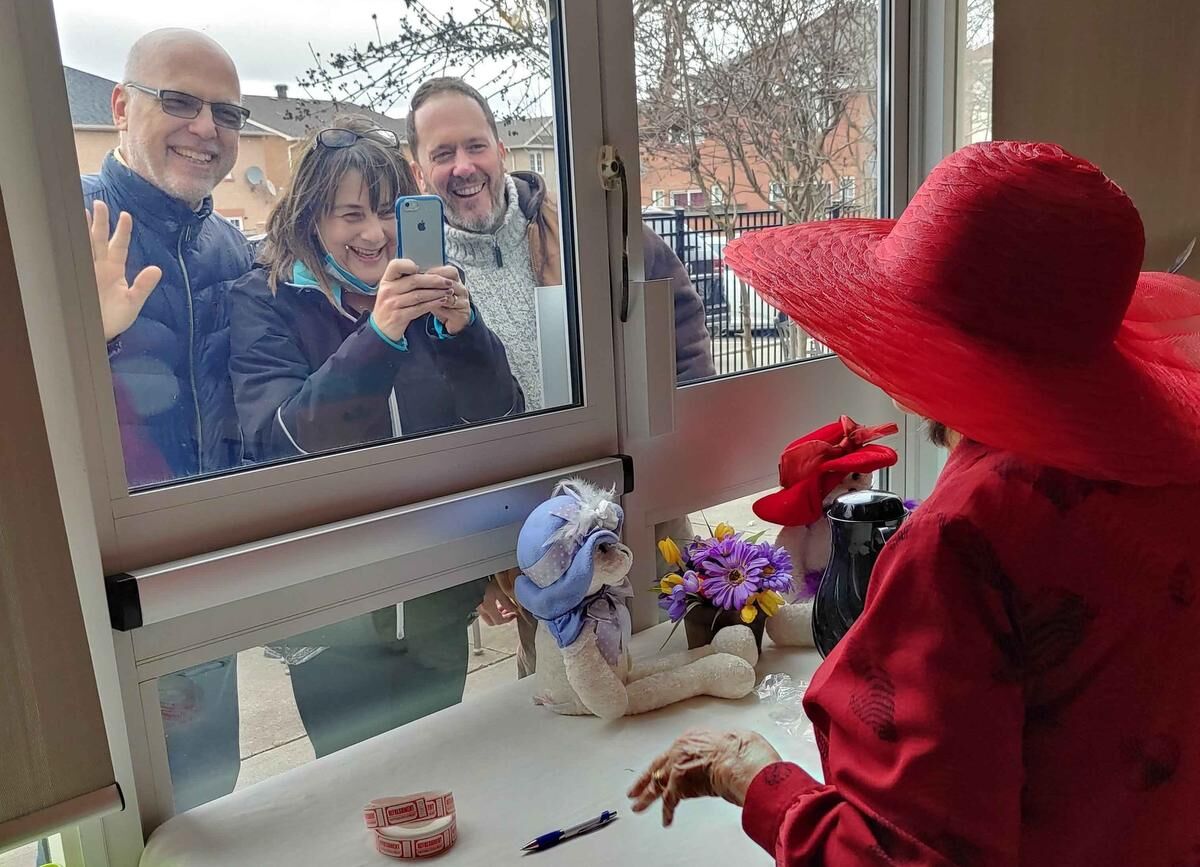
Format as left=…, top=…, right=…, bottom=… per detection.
left=82, top=28, right=255, bottom=813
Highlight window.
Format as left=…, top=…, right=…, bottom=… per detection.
left=635, top=0, right=881, bottom=382
left=29, top=0, right=597, bottom=505
left=5, top=0, right=623, bottom=571
left=839, top=176, right=856, bottom=202
left=157, top=578, right=500, bottom=808
left=651, top=189, right=667, bottom=207
left=671, top=189, right=706, bottom=210
left=956, top=0, right=994, bottom=147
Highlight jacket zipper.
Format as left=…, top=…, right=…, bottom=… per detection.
left=177, top=228, right=204, bottom=475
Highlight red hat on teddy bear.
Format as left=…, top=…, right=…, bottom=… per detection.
left=753, top=415, right=899, bottom=528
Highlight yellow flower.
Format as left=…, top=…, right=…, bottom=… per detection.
left=658, top=538, right=684, bottom=568
left=756, top=590, right=786, bottom=617
left=740, top=602, right=759, bottom=624
left=659, top=573, right=684, bottom=595
left=714, top=522, right=736, bottom=541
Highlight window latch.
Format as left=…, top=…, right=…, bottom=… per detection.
left=600, top=146, right=631, bottom=322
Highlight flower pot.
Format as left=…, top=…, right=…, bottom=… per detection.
left=683, top=604, right=766, bottom=651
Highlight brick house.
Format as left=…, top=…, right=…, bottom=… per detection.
left=64, top=68, right=560, bottom=236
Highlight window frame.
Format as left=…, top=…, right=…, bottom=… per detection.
left=670, top=188, right=704, bottom=209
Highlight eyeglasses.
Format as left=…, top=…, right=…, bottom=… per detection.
left=124, top=82, right=251, bottom=131
left=316, top=127, right=401, bottom=150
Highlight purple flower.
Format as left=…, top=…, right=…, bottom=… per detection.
left=658, top=570, right=703, bottom=621
left=658, top=585, right=690, bottom=621
left=686, top=535, right=724, bottom=566
left=698, top=538, right=769, bottom=610
left=757, top=542, right=795, bottom=594
left=798, top=569, right=824, bottom=601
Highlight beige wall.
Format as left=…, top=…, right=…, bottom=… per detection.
left=508, top=146, right=559, bottom=199
left=71, top=127, right=284, bottom=234
left=214, top=134, right=285, bottom=235
left=73, top=128, right=117, bottom=178
left=994, top=0, right=1200, bottom=275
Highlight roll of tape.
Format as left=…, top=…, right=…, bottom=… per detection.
left=364, top=792, right=457, bottom=859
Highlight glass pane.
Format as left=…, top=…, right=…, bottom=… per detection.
left=636, top=0, right=882, bottom=381
left=956, top=0, right=994, bottom=147
left=51, top=1, right=580, bottom=491
left=0, top=834, right=65, bottom=867
left=157, top=574, right=528, bottom=810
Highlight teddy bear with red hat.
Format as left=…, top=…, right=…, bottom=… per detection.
left=754, top=415, right=900, bottom=646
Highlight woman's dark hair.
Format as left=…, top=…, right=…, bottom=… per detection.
left=258, top=114, right=417, bottom=298
left=924, top=419, right=953, bottom=448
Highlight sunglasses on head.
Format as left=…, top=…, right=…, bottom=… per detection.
left=125, top=82, right=251, bottom=131
left=316, top=127, right=401, bottom=150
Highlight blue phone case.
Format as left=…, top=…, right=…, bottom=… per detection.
left=395, top=195, right=447, bottom=269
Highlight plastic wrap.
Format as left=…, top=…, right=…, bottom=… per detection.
left=754, top=673, right=814, bottom=739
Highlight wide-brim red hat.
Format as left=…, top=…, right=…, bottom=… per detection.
left=725, top=141, right=1200, bottom=487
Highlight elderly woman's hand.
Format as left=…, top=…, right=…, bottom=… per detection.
left=627, top=729, right=782, bottom=826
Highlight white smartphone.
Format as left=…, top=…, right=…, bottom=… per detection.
left=395, top=195, right=447, bottom=270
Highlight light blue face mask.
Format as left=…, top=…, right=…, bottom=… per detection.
left=312, top=227, right=385, bottom=296
left=322, top=251, right=379, bottom=296
left=290, top=259, right=368, bottom=311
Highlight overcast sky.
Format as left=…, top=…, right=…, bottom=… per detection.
left=52, top=0, right=505, bottom=116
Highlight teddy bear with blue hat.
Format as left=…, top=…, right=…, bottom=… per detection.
left=516, top=478, right=760, bottom=719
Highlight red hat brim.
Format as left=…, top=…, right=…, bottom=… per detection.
left=726, top=219, right=1200, bottom=486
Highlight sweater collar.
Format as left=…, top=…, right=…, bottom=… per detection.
left=444, top=174, right=528, bottom=263
left=100, top=151, right=213, bottom=235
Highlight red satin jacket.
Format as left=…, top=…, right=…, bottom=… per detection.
left=743, top=440, right=1198, bottom=866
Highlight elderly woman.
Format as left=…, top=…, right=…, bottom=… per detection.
left=630, top=142, right=1200, bottom=865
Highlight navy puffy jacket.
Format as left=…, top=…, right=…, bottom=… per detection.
left=83, top=154, right=253, bottom=487
left=229, top=267, right=525, bottom=463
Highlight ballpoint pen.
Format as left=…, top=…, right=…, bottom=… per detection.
left=521, top=809, right=619, bottom=853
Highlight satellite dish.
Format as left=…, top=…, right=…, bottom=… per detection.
left=244, top=165, right=265, bottom=187
left=266, top=179, right=278, bottom=196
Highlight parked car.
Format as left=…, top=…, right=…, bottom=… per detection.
left=725, top=277, right=788, bottom=335
left=642, top=223, right=729, bottom=322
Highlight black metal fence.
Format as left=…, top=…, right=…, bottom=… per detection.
left=644, top=207, right=840, bottom=378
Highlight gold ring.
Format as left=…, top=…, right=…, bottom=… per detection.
left=653, top=769, right=667, bottom=784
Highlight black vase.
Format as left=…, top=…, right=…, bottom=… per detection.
left=811, top=490, right=908, bottom=658
left=684, top=604, right=766, bottom=651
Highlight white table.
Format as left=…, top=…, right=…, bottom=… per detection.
left=141, top=627, right=825, bottom=867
